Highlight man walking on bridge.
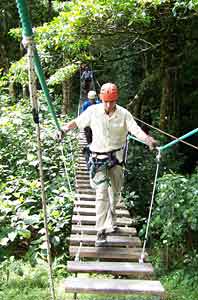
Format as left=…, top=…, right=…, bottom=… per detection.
left=60, top=83, right=157, bottom=246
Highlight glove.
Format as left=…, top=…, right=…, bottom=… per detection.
left=147, top=136, right=158, bottom=151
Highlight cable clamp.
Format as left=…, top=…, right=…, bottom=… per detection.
left=139, top=253, right=145, bottom=264
left=156, top=146, right=161, bottom=162
left=22, top=36, right=34, bottom=48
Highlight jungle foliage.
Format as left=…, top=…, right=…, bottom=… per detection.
left=0, top=94, right=77, bottom=263
left=0, top=1, right=198, bottom=297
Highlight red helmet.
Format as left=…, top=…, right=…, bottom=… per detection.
left=100, top=83, right=118, bottom=101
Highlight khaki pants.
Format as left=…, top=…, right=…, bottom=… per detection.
left=90, top=164, right=124, bottom=233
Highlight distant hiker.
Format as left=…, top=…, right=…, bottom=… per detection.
left=81, top=90, right=101, bottom=163
left=81, top=66, right=93, bottom=95
left=59, top=83, right=157, bottom=247
left=81, top=90, right=101, bottom=144
left=81, top=90, right=100, bottom=113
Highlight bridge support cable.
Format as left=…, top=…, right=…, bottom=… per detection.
left=60, top=141, right=72, bottom=192
left=139, top=149, right=161, bottom=263
left=26, top=38, right=56, bottom=300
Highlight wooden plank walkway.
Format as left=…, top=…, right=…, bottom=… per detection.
left=64, top=131, right=165, bottom=297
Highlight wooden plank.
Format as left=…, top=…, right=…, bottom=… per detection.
left=71, top=225, right=136, bottom=236
left=67, top=261, right=154, bottom=276
left=76, top=178, right=90, bottom=181
left=76, top=179, right=90, bottom=184
left=75, top=193, right=95, bottom=200
left=68, top=235, right=141, bottom=247
left=69, top=246, right=146, bottom=261
left=76, top=189, right=95, bottom=195
left=73, top=207, right=130, bottom=217
left=76, top=180, right=90, bottom=184
left=77, top=168, right=88, bottom=171
left=77, top=162, right=87, bottom=166
left=74, top=200, right=96, bottom=207
left=76, top=166, right=88, bottom=170
left=77, top=165, right=88, bottom=169
left=77, top=162, right=87, bottom=165
left=63, top=277, right=165, bottom=295
left=76, top=187, right=92, bottom=192
left=76, top=183, right=92, bottom=188
left=72, top=215, right=133, bottom=226
left=75, top=193, right=126, bottom=206
left=76, top=169, right=89, bottom=173
left=76, top=175, right=90, bottom=180
left=77, top=171, right=89, bottom=175
left=74, top=200, right=125, bottom=209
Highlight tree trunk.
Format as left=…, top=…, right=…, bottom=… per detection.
left=9, top=81, right=16, bottom=98
left=48, top=0, right=52, bottom=21
left=0, top=44, right=9, bottom=71
left=160, top=68, right=171, bottom=130
left=133, top=95, right=143, bottom=117
left=160, top=66, right=179, bottom=131
left=22, top=85, right=29, bottom=98
left=159, top=27, right=179, bottom=131
left=62, top=79, right=71, bottom=115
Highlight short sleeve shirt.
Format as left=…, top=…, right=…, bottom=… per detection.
left=75, top=103, right=148, bottom=153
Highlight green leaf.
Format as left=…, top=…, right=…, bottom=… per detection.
left=0, top=237, right=10, bottom=246
left=8, top=231, right=18, bottom=242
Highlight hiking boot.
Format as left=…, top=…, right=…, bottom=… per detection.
left=112, top=225, right=120, bottom=233
left=106, top=225, right=120, bottom=234
left=95, top=230, right=107, bottom=247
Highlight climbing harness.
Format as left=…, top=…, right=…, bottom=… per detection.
left=88, top=149, right=124, bottom=185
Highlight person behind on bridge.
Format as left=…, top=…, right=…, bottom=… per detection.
left=80, top=90, right=101, bottom=114
left=81, top=90, right=101, bottom=161
left=60, top=83, right=157, bottom=247
left=81, top=66, right=93, bottom=96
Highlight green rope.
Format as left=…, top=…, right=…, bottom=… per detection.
left=127, top=134, right=147, bottom=145
left=159, top=128, right=198, bottom=152
left=16, top=0, right=32, bottom=37
left=33, top=51, right=61, bottom=130
left=16, top=0, right=61, bottom=131
left=128, top=128, right=198, bottom=152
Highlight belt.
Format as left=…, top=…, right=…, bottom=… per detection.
left=91, top=148, right=122, bottom=156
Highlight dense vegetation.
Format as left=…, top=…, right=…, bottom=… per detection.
left=0, top=0, right=197, bottom=299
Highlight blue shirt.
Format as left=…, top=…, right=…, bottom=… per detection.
left=80, top=98, right=101, bottom=113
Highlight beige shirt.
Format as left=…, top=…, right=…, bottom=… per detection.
left=75, top=103, right=148, bottom=153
